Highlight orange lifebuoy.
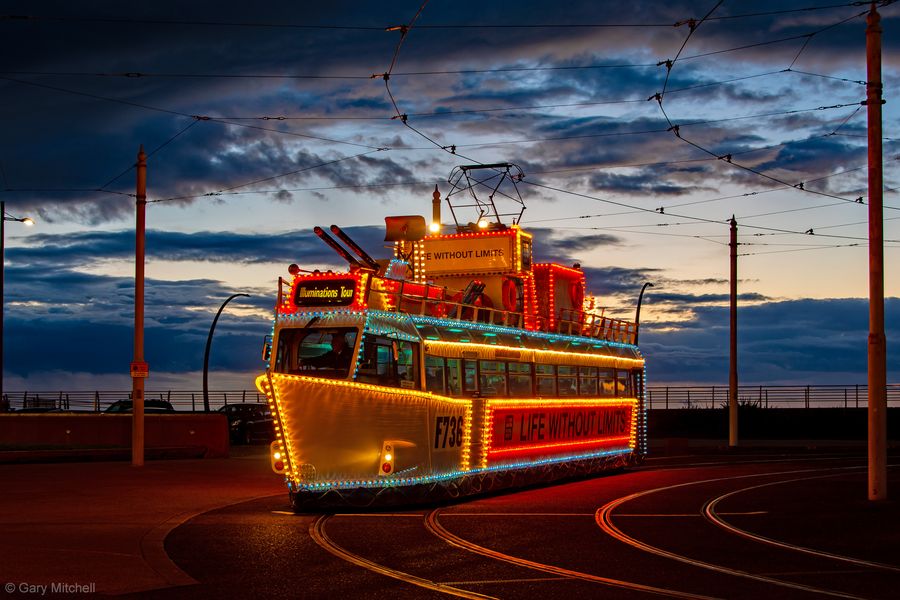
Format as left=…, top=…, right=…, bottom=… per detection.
left=502, top=277, right=524, bottom=312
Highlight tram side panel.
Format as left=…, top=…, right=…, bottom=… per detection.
left=265, top=375, right=471, bottom=484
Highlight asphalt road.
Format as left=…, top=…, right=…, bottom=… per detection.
left=122, top=450, right=899, bottom=600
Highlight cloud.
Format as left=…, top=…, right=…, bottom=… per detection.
left=641, top=297, right=900, bottom=384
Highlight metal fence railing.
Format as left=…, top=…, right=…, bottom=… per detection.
left=2, top=384, right=899, bottom=413
left=1, top=390, right=266, bottom=413
left=646, top=384, right=900, bottom=409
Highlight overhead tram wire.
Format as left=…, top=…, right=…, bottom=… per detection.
left=98, top=119, right=201, bottom=191
left=1, top=4, right=869, bottom=31
left=521, top=179, right=897, bottom=243
left=392, top=103, right=862, bottom=152
left=0, top=76, right=384, bottom=151
left=148, top=149, right=387, bottom=204
left=649, top=6, right=880, bottom=214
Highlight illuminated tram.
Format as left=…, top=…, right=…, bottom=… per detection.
left=257, top=178, right=647, bottom=510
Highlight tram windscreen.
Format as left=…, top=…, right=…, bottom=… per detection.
left=274, top=327, right=359, bottom=379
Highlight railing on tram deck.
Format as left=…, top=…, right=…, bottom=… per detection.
left=370, top=280, right=527, bottom=328
left=275, top=274, right=635, bottom=343
left=557, top=308, right=637, bottom=345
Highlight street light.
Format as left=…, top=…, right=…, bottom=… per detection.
left=634, top=282, right=654, bottom=346
left=1, top=201, right=34, bottom=405
left=203, top=293, right=251, bottom=412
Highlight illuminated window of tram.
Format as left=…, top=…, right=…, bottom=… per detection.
left=274, top=327, right=359, bottom=378
left=508, top=362, right=533, bottom=397
left=463, top=360, right=478, bottom=392
left=446, top=358, right=462, bottom=396
left=579, top=366, right=599, bottom=396
left=356, top=334, right=420, bottom=389
left=558, top=365, right=578, bottom=397
left=616, top=370, right=631, bottom=396
left=425, top=355, right=445, bottom=394
left=599, top=368, right=615, bottom=396
left=536, top=364, right=555, bottom=396
left=479, top=361, right=506, bottom=396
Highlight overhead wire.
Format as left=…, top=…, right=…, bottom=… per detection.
left=98, top=118, right=201, bottom=191
left=649, top=4, right=878, bottom=215
left=0, top=76, right=383, bottom=150
left=148, top=149, right=387, bottom=203
left=1, top=4, right=866, bottom=32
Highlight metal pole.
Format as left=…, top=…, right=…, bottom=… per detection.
left=203, top=293, right=250, bottom=412
left=729, top=216, right=738, bottom=447
left=132, top=147, right=147, bottom=467
left=634, top=282, right=653, bottom=345
left=1, top=200, right=4, bottom=406
left=866, top=2, right=887, bottom=501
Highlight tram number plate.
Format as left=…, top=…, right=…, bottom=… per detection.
left=434, top=415, right=464, bottom=449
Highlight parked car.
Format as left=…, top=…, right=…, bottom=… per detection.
left=104, top=399, right=175, bottom=413
left=218, top=403, right=274, bottom=444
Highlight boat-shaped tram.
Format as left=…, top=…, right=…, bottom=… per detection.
left=257, top=170, right=647, bottom=510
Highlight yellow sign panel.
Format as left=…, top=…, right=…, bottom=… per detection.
left=422, top=235, right=515, bottom=275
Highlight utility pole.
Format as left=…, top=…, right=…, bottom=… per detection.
left=131, top=147, right=148, bottom=467
left=866, top=2, right=886, bottom=501
left=729, top=216, right=738, bottom=448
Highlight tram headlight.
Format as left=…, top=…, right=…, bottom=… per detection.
left=270, top=441, right=286, bottom=474
left=378, top=442, right=395, bottom=476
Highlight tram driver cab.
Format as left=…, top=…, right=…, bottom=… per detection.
left=275, top=327, right=359, bottom=378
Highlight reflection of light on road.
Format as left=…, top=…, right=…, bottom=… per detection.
left=595, top=466, right=869, bottom=600
left=425, top=510, right=716, bottom=599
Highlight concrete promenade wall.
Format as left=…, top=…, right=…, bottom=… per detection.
left=0, top=413, right=229, bottom=457
left=649, top=407, right=899, bottom=440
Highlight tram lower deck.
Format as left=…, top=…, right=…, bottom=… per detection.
left=258, top=311, right=646, bottom=510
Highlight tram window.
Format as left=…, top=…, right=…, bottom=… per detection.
left=508, top=362, right=532, bottom=397
left=536, top=364, right=555, bottom=396
left=275, top=327, right=359, bottom=378
left=356, top=334, right=419, bottom=389
left=396, top=341, right=419, bottom=389
left=616, top=370, right=630, bottom=396
left=463, top=360, right=478, bottom=393
left=599, top=368, right=615, bottom=396
left=579, top=366, right=599, bottom=396
left=446, top=358, right=462, bottom=396
left=558, top=365, right=577, bottom=397
left=425, top=355, right=445, bottom=394
left=479, top=361, right=506, bottom=396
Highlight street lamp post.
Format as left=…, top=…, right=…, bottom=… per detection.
left=203, top=293, right=250, bottom=412
left=1, top=201, right=35, bottom=405
left=634, top=282, right=653, bottom=346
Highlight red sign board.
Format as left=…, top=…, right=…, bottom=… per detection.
left=487, top=402, right=633, bottom=457
left=130, top=361, right=150, bottom=378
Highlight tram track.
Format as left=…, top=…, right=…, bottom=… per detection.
left=702, top=469, right=900, bottom=573
left=309, top=514, right=497, bottom=599
left=424, top=509, right=721, bottom=599
left=594, top=465, right=879, bottom=600
left=310, top=510, right=719, bottom=599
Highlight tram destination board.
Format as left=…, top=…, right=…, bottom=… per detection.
left=293, top=278, right=357, bottom=307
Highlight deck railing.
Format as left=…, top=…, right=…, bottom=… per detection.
left=3, top=384, right=898, bottom=412
left=276, top=275, right=637, bottom=344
